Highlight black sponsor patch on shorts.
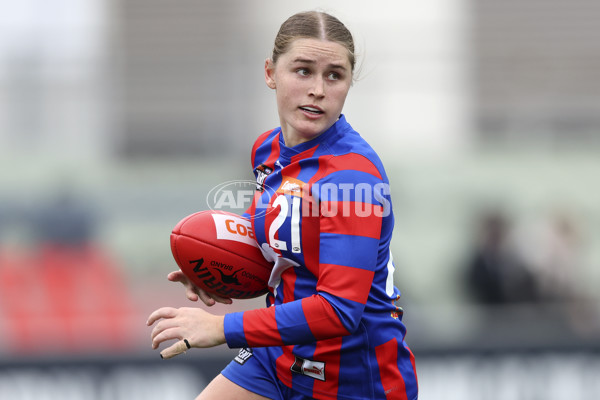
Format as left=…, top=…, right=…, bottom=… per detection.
left=234, top=347, right=253, bottom=365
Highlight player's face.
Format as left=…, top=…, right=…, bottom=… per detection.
left=265, top=38, right=352, bottom=147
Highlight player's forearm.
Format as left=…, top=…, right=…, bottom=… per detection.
left=223, top=295, right=352, bottom=348
left=211, top=314, right=227, bottom=346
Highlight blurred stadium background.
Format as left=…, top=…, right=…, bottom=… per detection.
left=1, top=0, right=599, bottom=398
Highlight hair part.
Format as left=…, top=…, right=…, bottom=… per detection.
left=271, top=11, right=356, bottom=73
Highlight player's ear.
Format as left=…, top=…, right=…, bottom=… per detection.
left=265, top=58, right=276, bottom=89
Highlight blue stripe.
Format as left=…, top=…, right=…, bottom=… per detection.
left=296, top=158, right=321, bottom=183
left=338, top=332, right=371, bottom=399
left=319, top=292, right=366, bottom=333
left=398, top=340, right=419, bottom=399
left=275, top=300, right=316, bottom=345
left=223, top=312, right=247, bottom=348
left=293, top=266, right=317, bottom=298
left=319, top=233, right=379, bottom=270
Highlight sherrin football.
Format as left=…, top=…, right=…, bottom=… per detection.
left=170, top=210, right=272, bottom=299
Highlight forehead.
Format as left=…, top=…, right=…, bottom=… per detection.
left=281, top=38, right=351, bottom=68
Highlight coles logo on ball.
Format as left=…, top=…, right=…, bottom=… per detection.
left=211, top=213, right=257, bottom=247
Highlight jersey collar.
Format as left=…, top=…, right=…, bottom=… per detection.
left=277, top=114, right=348, bottom=161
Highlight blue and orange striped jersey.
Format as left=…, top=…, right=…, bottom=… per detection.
left=223, top=115, right=418, bottom=399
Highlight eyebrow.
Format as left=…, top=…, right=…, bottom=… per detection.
left=292, top=58, right=348, bottom=71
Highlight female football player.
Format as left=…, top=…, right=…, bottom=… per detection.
left=148, top=10, right=418, bottom=400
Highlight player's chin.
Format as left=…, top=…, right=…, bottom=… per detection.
left=295, top=119, right=333, bottom=138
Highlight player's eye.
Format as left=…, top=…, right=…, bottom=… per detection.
left=327, top=71, right=341, bottom=81
left=296, top=68, right=310, bottom=77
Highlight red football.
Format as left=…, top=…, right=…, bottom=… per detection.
left=170, top=210, right=272, bottom=299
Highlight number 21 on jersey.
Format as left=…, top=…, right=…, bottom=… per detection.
left=268, top=195, right=302, bottom=254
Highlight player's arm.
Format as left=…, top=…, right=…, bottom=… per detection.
left=224, top=169, right=387, bottom=347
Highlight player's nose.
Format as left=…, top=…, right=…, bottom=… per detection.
left=309, top=76, right=325, bottom=98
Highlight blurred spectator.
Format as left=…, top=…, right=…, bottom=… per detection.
left=513, top=211, right=582, bottom=302
left=512, top=210, right=600, bottom=336
left=31, top=186, right=96, bottom=248
left=464, top=210, right=537, bottom=304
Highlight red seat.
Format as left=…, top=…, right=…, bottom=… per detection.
left=0, top=245, right=139, bottom=354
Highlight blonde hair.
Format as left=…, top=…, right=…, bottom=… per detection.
left=271, top=11, right=356, bottom=72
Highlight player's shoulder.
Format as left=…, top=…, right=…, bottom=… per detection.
left=321, top=119, right=387, bottom=180
left=251, top=128, right=279, bottom=151
left=250, top=128, right=280, bottom=168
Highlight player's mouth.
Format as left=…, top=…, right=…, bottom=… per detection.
left=299, top=105, right=324, bottom=117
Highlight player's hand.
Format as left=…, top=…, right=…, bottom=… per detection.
left=147, top=306, right=226, bottom=359
left=167, top=270, right=233, bottom=306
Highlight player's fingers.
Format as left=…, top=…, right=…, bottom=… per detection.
left=150, top=317, right=181, bottom=345
left=168, top=271, right=197, bottom=293
left=166, top=271, right=231, bottom=305
left=197, top=288, right=217, bottom=306
left=190, top=286, right=228, bottom=305
left=151, top=327, right=183, bottom=351
left=168, top=271, right=201, bottom=302
left=210, top=293, right=233, bottom=305
left=167, top=270, right=186, bottom=282
left=146, top=306, right=177, bottom=326
left=185, top=286, right=200, bottom=302
left=160, top=339, right=191, bottom=360
left=196, top=289, right=232, bottom=305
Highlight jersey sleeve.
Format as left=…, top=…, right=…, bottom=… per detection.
left=224, top=153, right=391, bottom=348
left=309, top=164, right=388, bottom=333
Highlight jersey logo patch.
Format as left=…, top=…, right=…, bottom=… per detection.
left=290, top=356, right=326, bottom=381
left=276, top=176, right=306, bottom=197
left=234, top=347, right=253, bottom=365
left=255, top=164, right=273, bottom=192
